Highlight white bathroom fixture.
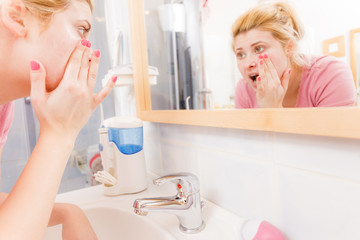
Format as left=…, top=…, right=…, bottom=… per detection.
left=102, top=64, right=158, bottom=117
left=134, top=173, right=205, bottom=234
left=98, top=116, right=148, bottom=196
left=44, top=173, right=244, bottom=240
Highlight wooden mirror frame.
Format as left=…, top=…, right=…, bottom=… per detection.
left=350, top=28, right=360, bottom=86
left=128, top=0, right=360, bottom=139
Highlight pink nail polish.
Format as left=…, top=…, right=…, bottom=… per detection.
left=94, top=50, right=101, bottom=58
left=30, top=60, right=40, bottom=71
left=86, top=40, right=92, bottom=48
left=260, top=60, right=263, bottom=65
left=288, top=69, right=292, bottom=74
left=259, top=55, right=263, bottom=59
left=258, top=77, right=261, bottom=82
left=81, top=39, right=87, bottom=46
left=112, top=76, right=117, bottom=83
left=264, top=54, right=268, bottom=59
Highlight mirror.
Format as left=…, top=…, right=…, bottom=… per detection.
left=128, top=0, right=360, bottom=139
left=141, top=0, right=359, bottom=110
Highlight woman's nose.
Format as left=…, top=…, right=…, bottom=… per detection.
left=246, top=55, right=257, bottom=69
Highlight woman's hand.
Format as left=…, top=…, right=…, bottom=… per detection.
left=49, top=203, right=98, bottom=240
left=29, top=40, right=116, bottom=141
left=255, top=54, right=291, bottom=108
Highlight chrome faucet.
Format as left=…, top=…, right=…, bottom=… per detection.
left=133, top=172, right=205, bottom=234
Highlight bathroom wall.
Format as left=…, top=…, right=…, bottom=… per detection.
left=143, top=122, right=360, bottom=240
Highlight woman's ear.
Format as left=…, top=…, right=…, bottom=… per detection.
left=1, top=0, right=28, bottom=37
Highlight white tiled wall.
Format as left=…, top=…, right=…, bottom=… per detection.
left=143, top=122, right=360, bottom=240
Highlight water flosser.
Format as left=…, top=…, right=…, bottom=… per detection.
left=98, top=117, right=147, bottom=196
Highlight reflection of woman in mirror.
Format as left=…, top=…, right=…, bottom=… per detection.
left=233, top=2, right=356, bottom=108
left=0, top=0, right=115, bottom=238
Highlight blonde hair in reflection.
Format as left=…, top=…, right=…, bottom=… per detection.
left=23, top=0, right=93, bottom=24
left=232, top=1, right=305, bottom=66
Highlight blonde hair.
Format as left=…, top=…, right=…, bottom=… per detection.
left=23, top=0, right=93, bottom=23
left=232, top=1, right=305, bottom=66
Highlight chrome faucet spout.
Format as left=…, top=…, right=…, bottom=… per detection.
left=133, top=196, right=186, bottom=212
left=133, top=173, right=205, bottom=234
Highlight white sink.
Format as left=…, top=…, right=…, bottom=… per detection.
left=43, top=173, right=244, bottom=240
left=44, top=207, right=175, bottom=240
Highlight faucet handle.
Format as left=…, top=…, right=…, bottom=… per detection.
left=153, top=172, right=200, bottom=194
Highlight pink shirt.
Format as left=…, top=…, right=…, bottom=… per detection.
left=0, top=102, right=14, bottom=147
left=235, top=55, right=357, bottom=108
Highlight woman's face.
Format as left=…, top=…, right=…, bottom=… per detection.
left=29, top=0, right=92, bottom=91
left=233, top=28, right=290, bottom=90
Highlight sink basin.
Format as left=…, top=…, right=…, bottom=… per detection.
left=43, top=173, right=243, bottom=240
left=44, top=207, right=176, bottom=240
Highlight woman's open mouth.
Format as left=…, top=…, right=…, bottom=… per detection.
left=250, top=74, right=259, bottom=82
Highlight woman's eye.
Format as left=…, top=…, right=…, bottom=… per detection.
left=79, top=27, right=90, bottom=37
left=236, top=52, right=246, bottom=59
left=255, top=46, right=264, bottom=53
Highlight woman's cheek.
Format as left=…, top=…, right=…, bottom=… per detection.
left=278, top=59, right=289, bottom=78
left=44, top=50, right=70, bottom=91
left=273, top=51, right=289, bottom=77
left=238, top=62, right=246, bottom=76
left=46, top=40, right=80, bottom=91
left=266, top=54, right=282, bottom=78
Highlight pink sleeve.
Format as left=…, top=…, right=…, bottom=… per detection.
left=311, top=56, right=356, bottom=107
left=235, top=79, right=257, bottom=108
left=0, top=102, right=15, bottom=147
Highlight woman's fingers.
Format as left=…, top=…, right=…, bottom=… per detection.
left=54, top=39, right=113, bottom=111
left=256, top=76, right=264, bottom=96
left=256, top=54, right=288, bottom=107
left=281, top=68, right=291, bottom=91
left=29, top=60, right=46, bottom=101
left=78, top=41, right=91, bottom=85
left=258, top=56, right=267, bottom=89
left=29, top=40, right=115, bottom=141
left=62, top=40, right=88, bottom=83
left=88, top=50, right=101, bottom=93
left=263, top=54, right=280, bottom=86
left=93, top=76, right=117, bottom=108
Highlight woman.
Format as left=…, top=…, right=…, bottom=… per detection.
left=233, top=1, right=356, bottom=108
left=0, top=0, right=116, bottom=239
